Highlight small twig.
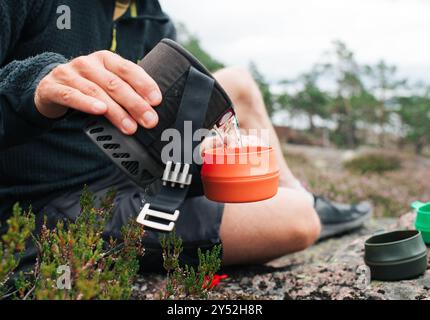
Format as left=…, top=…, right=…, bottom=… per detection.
left=1, top=288, right=20, bottom=300
left=100, top=243, right=124, bottom=258
left=22, top=283, right=36, bottom=300
left=23, top=258, right=41, bottom=300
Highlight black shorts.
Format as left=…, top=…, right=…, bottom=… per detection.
left=40, top=168, right=225, bottom=273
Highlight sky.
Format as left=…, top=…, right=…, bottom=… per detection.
left=159, top=0, right=430, bottom=85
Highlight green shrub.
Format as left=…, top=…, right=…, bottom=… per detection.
left=344, top=153, right=401, bottom=174
left=0, top=204, right=35, bottom=298
left=0, top=187, right=145, bottom=300
left=160, top=231, right=222, bottom=299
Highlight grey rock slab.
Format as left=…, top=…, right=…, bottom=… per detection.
left=133, top=215, right=430, bottom=300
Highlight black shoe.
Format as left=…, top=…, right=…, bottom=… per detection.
left=314, top=195, right=373, bottom=240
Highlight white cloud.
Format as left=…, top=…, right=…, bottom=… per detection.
left=159, top=0, right=430, bottom=83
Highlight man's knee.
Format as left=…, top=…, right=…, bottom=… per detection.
left=214, top=66, right=262, bottom=110
left=280, top=192, right=321, bottom=251
left=293, top=207, right=321, bottom=250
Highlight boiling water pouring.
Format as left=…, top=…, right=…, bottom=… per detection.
left=212, top=113, right=243, bottom=149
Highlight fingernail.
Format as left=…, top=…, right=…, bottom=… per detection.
left=148, top=90, right=162, bottom=105
left=92, top=101, right=107, bottom=113
left=121, top=118, right=136, bottom=133
left=142, top=110, right=158, bottom=127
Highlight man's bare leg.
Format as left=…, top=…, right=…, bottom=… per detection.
left=212, top=67, right=321, bottom=265
left=219, top=188, right=320, bottom=264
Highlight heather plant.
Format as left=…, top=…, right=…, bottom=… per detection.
left=0, top=187, right=145, bottom=300
left=160, top=231, right=222, bottom=299
left=0, top=204, right=35, bottom=298
left=344, top=153, right=401, bottom=174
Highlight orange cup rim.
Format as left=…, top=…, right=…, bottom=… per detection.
left=203, top=145, right=273, bottom=156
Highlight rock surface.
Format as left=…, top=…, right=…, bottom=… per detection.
left=133, top=213, right=430, bottom=300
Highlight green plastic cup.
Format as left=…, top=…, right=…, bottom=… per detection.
left=411, top=201, right=430, bottom=244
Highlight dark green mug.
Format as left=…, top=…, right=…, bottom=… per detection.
left=364, top=230, right=427, bottom=281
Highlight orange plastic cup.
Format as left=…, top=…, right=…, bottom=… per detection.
left=201, top=146, right=280, bottom=203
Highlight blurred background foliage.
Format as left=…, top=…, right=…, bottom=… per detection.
left=178, top=25, right=429, bottom=156
left=177, top=24, right=429, bottom=217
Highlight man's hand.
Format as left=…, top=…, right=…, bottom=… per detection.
left=34, top=50, right=162, bottom=134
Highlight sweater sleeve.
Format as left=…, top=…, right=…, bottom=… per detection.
left=0, top=0, right=68, bottom=149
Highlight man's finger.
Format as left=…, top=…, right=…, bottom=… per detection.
left=64, top=74, right=140, bottom=134
left=42, top=83, right=108, bottom=115
left=78, top=65, right=159, bottom=129
left=102, top=100, right=138, bottom=135
left=99, top=51, right=162, bottom=106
